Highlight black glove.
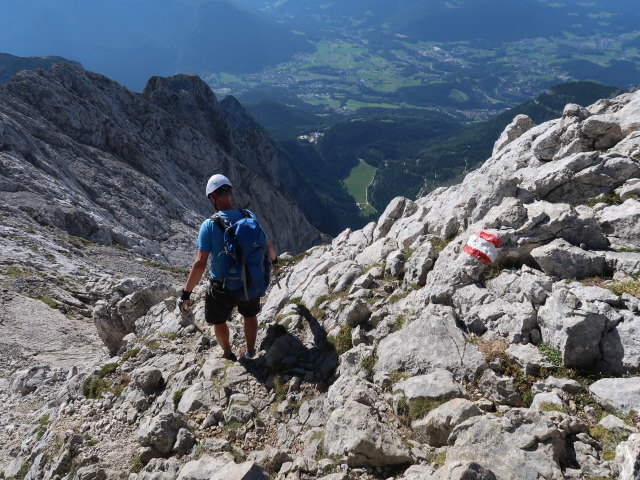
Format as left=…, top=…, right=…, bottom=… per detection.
left=178, top=290, right=192, bottom=314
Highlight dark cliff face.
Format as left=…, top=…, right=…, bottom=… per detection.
left=0, top=63, right=321, bottom=263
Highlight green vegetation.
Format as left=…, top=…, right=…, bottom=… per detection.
left=539, top=402, right=569, bottom=414
left=82, top=363, right=127, bottom=399
left=129, top=457, right=144, bottom=474
left=36, top=414, right=50, bottom=440
left=426, top=450, right=447, bottom=469
left=82, top=377, right=112, bottom=399
left=173, top=388, right=187, bottom=408
left=586, top=192, right=624, bottom=207
left=397, top=396, right=448, bottom=425
left=607, top=281, right=640, bottom=298
left=34, top=296, right=58, bottom=309
left=326, top=325, right=353, bottom=354
left=589, top=424, right=629, bottom=463
left=429, top=237, right=451, bottom=258
left=98, top=363, right=118, bottom=378
left=342, top=159, right=378, bottom=215
left=360, top=350, right=378, bottom=382
left=121, top=348, right=140, bottom=362
left=143, top=340, right=160, bottom=350
left=538, top=343, right=563, bottom=367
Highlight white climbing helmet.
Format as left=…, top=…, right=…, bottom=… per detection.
left=205, top=174, right=233, bottom=197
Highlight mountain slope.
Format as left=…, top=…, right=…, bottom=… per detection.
left=0, top=63, right=321, bottom=262
left=0, top=52, right=80, bottom=84
left=2, top=73, right=639, bottom=480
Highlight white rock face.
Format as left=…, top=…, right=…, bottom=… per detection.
left=323, top=401, right=411, bottom=467
left=3, top=72, right=640, bottom=480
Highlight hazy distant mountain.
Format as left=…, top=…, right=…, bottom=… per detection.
left=0, top=0, right=312, bottom=90
left=0, top=53, right=80, bottom=84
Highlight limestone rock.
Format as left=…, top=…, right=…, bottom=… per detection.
left=137, top=413, right=189, bottom=455
left=589, top=377, right=640, bottom=414
left=132, top=367, right=164, bottom=395
left=616, top=433, right=640, bottom=480
left=394, top=369, right=467, bottom=401
left=493, top=114, right=535, bottom=155
left=411, top=398, right=483, bottom=447
left=447, top=409, right=585, bottom=479
left=598, top=198, right=640, bottom=250
left=530, top=239, right=606, bottom=280
left=538, top=282, right=617, bottom=368
left=323, top=401, right=411, bottom=467
left=374, top=305, right=485, bottom=382
left=478, top=369, right=523, bottom=407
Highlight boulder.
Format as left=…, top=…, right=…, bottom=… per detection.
left=323, top=400, right=411, bottom=467
left=177, top=453, right=235, bottom=480
left=385, top=250, right=406, bottom=278
left=537, top=283, right=614, bottom=368
left=447, top=409, right=585, bottom=480
left=616, top=433, right=640, bottom=480
left=530, top=239, right=607, bottom=280
left=598, top=198, right=640, bottom=250
left=404, top=240, right=436, bottom=286
left=177, top=382, right=215, bottom=413
left=93, top=279, right=175, bottom=355
left=530, top=392, right=565, bottom=411
left=427, top=461, right=497, bottom=480
left=394, top=369, right=466, bottom=401
left=493, top=114, right=535, bottom=155
left=478, top=369, right=523, bottom=407
left=138, top=413, right=189, bottom=455
left=374, top=305, right=485, bottom=382
left=131, top=367, right=164, bottom=395
left=589, top=377, right=640, bottom=414
left=600, top=311, right=640, bottom=375
left=411, top=398, right=483, bottom=447
left=326, top=374, right=378, bottom=410
left=616, top=178, right=640, bottom=201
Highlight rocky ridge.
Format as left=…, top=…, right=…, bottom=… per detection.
left=2, top=89, right=640, bottom=479
left=0, top=63, right=321, bottom=265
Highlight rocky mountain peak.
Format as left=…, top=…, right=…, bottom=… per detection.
left=2, top=85, right=640, bottom=479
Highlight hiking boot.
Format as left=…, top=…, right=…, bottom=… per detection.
left=243, top=350, right=256, bottom=359
left=222, top=350, right=237, bottom=361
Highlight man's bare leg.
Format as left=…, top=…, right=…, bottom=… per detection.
left=213, top=323, right=232, bottom=352
left=243, top=316, right=258, bottom=354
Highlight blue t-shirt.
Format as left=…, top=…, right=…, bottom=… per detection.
left=197, top=209, right=262, bottom=279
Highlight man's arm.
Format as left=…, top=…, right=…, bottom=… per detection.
left=179, top=249, right=209, bottom=314
left=185, top=249, right=209, bottom=291
left=265, top=240, right=280, bottom=271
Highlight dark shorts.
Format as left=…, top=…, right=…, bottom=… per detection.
left=204, top=279, right=261, bottom=325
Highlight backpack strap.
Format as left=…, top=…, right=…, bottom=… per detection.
left=211, top=213, right=231, bottom=232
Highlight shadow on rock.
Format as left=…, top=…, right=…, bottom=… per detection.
left=242, top=305, right=338, bottom=390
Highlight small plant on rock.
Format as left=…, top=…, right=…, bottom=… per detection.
left=538, top=343, right=563, bottom=367
left=360, top=350, right=378, bottom=382
left=173, top=387, right=187, bottom=408
left=121, top=348, right=140, bottom=362
left=129, top=457, right=143, bottom=474
left=326, top=325, right=353, bottom=354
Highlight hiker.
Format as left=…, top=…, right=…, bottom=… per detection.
left=178, top=174, right=280, bottom=361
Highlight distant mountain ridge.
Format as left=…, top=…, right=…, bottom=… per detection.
left=0, top=0, right=313, bottom=90
left=0, top=62, right=321, bottom=263
left=0, top=52, right=79, bottom=84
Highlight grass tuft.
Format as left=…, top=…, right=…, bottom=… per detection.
left=326, top=325, right=353, bottom=354
left=173, top=387, right=187, bottom=408
left=538, top=343, right=563, bottom=367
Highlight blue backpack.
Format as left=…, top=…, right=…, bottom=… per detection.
left=212, top=209, right=271, bottom=300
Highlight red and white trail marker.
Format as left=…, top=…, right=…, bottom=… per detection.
left=464, top=231, right=502, bottom=265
